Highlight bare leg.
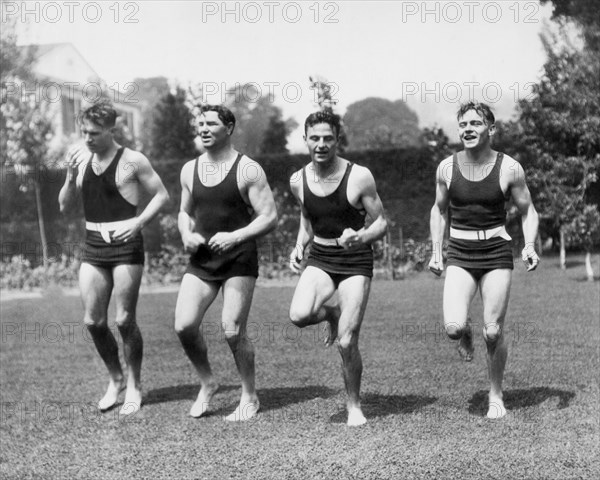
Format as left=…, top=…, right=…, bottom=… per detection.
left=480, top=269, right=512, bottom=419
left=289, top=266, right=337, bottom=331
left=79, top=263, right=124, bottom=411
left=113, top=264, right=144, bottom=415
left=221, top=276, right=260, bottom=421
left=337, top=275, right=371, bottom=427
left=443, top=266, right=479, bottom=358
left=174, top=274, right=220, bottom=418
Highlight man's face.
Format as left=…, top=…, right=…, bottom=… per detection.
left=197, top=111, right=231, bottom=150
left=304, top=122, right=338, bottom=164
left=457, top=109, right=495, bottom=150
left=81, top=119, right=113, bottom=154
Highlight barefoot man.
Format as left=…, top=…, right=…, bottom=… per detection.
left=429, top=101, right=540, bottom=419
left=58, top=101, right=169, bottom=415
left=288, top=111, right=388, bottom=426
left=174, top=104, right=277, bottom=421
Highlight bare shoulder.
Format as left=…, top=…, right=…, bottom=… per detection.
left=121, top=148, right=148, bottom=166
left=436, top=155, right=454, bottom=183
left=500, top=153, right=525, bottom=185
left=348, top=162, right=376, bottom=186
left=238, top=154, right=267, bottom=185
left=289, top=165, right=304, bottom=197
left=180, top=158, right=197, bottom=187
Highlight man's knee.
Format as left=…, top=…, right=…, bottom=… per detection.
left=115, top=310, right=136, bottom=330
left=483, top=323, right=502, bottom=344
left=83, top=314, right=107, bottom=329
left=337, top=329, right=358, bottom=351
left=289, top=305, right=311, bottom=327
left=445, top=322, right=464, bottom=340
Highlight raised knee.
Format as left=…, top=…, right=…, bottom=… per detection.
left=483, top=323, right=502, bottom=344
left=289, top=307, right=309, bottom=327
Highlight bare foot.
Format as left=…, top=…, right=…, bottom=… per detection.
left=487, top=396, right=507, bottom=419
left=347, top=407, right=367, bottom=427
left=224, top=397, right=260, bottom=422
left=97, top=379, right=125, bottom=411
left=457, top=320, right=474, bottom=362
left=119, top=388, right=142, bottom=416
left=190, top=382, right=220, bottom=418
left=323, top=304, right=341, bottom=347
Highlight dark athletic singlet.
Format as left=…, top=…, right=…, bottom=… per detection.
left=448, top=152, right=509, bottom=230
left=302, top=162, right=366, bottom=238
left=80, top=147, right=144, bottom=267
left=186, top=154, right=258, bottom=280
left=82, top=147, right=137, bottom=222
left=446, top=152, right=513, bottom=276
left=302, top=162, right=373, bottom=280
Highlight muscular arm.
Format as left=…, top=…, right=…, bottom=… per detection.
left=58, top=145, right=88, bottom=213
left=178, top=162, right=205, bottom=252
left=509, top=160, right=540, bottom=270
left=429, top=160, right=451, bottom=272
left=132, top=153, right=170, bottom=228
left=354, top=169, right=387, bottom=245
left=233, top=161, right=278, bottom=243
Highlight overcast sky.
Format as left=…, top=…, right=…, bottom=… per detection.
left=13, top=0, right=555, bottom=151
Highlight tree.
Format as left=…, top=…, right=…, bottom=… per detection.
left=343, top=97, right=421, bottom=151
left=132, top=76, right=170, bottom=152
left=149, top=87, right=198, bottom=160
left=260, top=113, right=289, bottom=155
left=1, top=19, right=54, bottom=269
left=516, top=1, right=600, bottom=275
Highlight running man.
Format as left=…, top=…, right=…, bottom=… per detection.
left=429, top=101, right=540, bottom=419
left=58, top=101, right=170, bottom=415
left=288, top=111, right=388, bottom=427
left=174, top=104, right=277, bottom=421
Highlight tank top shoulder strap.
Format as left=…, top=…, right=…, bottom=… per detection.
left=106, top=147, right=125, bottom=176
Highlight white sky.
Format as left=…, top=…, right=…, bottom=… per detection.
left=12, top=0, right=555, bottom=151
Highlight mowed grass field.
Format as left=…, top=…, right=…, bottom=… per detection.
left=1, top=256, right=598, bottom=480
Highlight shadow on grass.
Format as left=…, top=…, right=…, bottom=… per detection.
left=144, top=383, right=239, bottom=406
left=468, top=387, right=576, bottom=416
left=329, top=393, right=437, bottom=424
left=257, top=385, right=338, bottom=412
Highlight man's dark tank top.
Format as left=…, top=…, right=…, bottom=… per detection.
left=449, top=152, right=509, bottom=230
left=302, top=162, right=366, bottom=238
left=82, top=147, right=137, bottom=222
left=191, top=153, right=254, bottom=240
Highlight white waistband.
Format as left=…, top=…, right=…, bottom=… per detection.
left=313, top=235, right=339, bottom=246
left=85, top=219, right=134, bottom=232
left=450, top=226, right=511, bottom=241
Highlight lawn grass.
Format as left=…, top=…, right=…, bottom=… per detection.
left=1, top=255, right=598, bottom=479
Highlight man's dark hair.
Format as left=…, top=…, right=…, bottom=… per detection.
left=199, top=104, right=236, bottom=133
left=304, top=110, right=342, bottom=138
left=457, top=101, right=495, bottom=125
left=78, top=100, right=117, bottom=129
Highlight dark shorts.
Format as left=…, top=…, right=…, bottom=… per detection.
left=186, top=243, right=258, bottom=282
left=306, top=242, right=373, bottom=287
left=81, top=230, right=144, bottom=268
left=447, top=237, right=514, bottom=281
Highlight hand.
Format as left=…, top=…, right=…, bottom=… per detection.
left=182, top=231, right=206, bottom=253
left=112, top=219, right=143, bottom=243
left=289, top=244, right=304, bottom=274
left=64, top=144, right=88, bottom=181
left=338, top=228, right=361, bottom=250
left=521, top=243, right=540, bottom=272
left=208, top=232, right=239, bottom=254
left=428, top=256, right=444, bottom=276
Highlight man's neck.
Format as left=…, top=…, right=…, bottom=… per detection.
left=94, top=142, right=120, bottom=163
left=205, top=144, right=235, bottom=163
left=463, top=145, right=494, bottom=164
left=312, top=156, right=340, bottom=178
